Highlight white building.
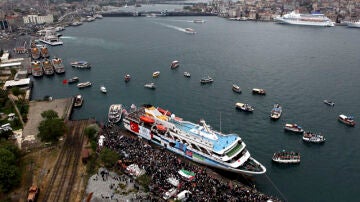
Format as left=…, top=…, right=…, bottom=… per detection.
left=23, top=14, right=54, bottom=24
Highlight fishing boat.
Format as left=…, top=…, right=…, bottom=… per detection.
left=185, top=28, right=196, bottom=34
left=284, top=124, right=304, bottom=133
left=144, top=83, right=156, bottom=89
left=272, top=150, right=300, bottom=164
left=252, top=88, right=266, bottom=95
left=51, top=57, right=65, bottom=74
left=68, top=76, right=79, bottom=84
left=77, top=81, right=92, bottom=88
left=235, top=103, right=254, bottom=112
left=100, top=85, right=107, bottom=93
left=42, top=59, right=54, bottom=76
left=323, top=100, right=335, bottom=106
left=31, top=60, right=44, bottom=77
left=302, top=132, right=325, bottom=143
left=124, top=74, right=131, bottom=82
left=73, top=94, right=83, bottom=107
left=200, top=76, right=213, bottom=84
left=270, top=104, right=282, bottom=120
left=108, top=104, right=123, bottom=123
left=232, top=84, right=241, bottom=93
left=184, top=72, right=191, bottom=77
left=123, top=104, right=266, bottom=175
left=338, top=114, right=356, bottom=127
left=40, top=45, right=49, bottom=58
left=31, top=47, right=41, bottom=60
left=71, top=61, right=91, bottom=69
left=171, top=61, right=179, bottom=69
left=153, top=71, right=160, bottom=78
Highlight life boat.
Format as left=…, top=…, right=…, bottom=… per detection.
left=156, top=124, right=167, bottom=132
left=157, top=107, right=171, bottom=116
left=140, top=116, right=155, bottom=124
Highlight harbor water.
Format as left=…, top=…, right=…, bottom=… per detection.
left=31, top=17, right=360, bottom=201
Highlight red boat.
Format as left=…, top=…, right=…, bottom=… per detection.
left=157, top=107, right=171, bottom=116
left=140, top=116, right=155, bottom=124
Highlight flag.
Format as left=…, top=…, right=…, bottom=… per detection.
left=130, top=121, right=139, bottom=133
left=178, top=169, right=195, bottom=181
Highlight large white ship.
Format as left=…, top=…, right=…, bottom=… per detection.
left=274, top=11, right=334, bottom=27
left=123, top=105, right=266, bottom=175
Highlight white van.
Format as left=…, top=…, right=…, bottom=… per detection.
left=174, top=190, right=192, bottom=201
left=162, top=187, right=178, bottom=200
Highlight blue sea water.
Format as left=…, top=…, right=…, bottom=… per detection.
left=32, top=16, right=360, bottom=201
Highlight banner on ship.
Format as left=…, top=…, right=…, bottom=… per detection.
left=139, top=126, right=151, bottom=140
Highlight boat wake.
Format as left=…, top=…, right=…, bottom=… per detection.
left=59, top=36, right=76, bottom=39
left=152, top=22, right=190, bottom=34
left=62, top=36, right=123, bottom=50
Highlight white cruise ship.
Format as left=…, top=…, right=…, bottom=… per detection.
left=274, top=11, right=334, bottom=27
left=123, top=105, right=266, bottom=175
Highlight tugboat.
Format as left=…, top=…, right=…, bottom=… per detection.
left=338, top=114, right=356, bottom=127
left=270, top=104, right=282, bottom=120
left=144, top=83, right=156, bottom=89
left=252, top=88, right=266, bottom=95
left=73, top=94, right=83, bottom=107
left=235, top=102, right=254, bottom=112
left=232, top=84, right=241, bottom=93
left=171, top=60, right=179, bottom=69
left=272, top=150, right=300, bottom=164
left=323, top=100, right=335, bottom=106
left=284, top=124, right=304, bottom=133
left=124, top=74, right=131, bottom=82
left=200, top=76, right=213, bottom=84
left=302, top=131, right=325, bottom=143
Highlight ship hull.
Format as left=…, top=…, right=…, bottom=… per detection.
left=275, top=18, right=334, bottom=27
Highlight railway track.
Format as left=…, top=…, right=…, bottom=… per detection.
left=41, top=120, right=89, bottom=202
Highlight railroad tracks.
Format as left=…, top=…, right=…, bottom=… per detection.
left=41, top=119, right=89, bottom=202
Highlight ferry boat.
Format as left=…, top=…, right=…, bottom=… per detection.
left=71, top=61, right=91, bottom=69
left=123, top=105, right=266, bottom=175
left=232, top=84, right=241, bottom=93
left=272, top=150, right=300, bottom=164
left=51, top=57, right=65, bottom=74
left=31, top=47, right=41, bottom=60
left=284, top=124, right=304, bottom=133
left=144, top=83, right=156, bottom=89
left=323, top=100, right=335, bottom=106
left=124, top=74, right=131, bottom=82
left=77, top=81, right=92, bottom=88
left=31, top=60, right=44, bottom=77
left=68, top=76, right=79, bottom=84
left=40, top=45, right=49, bottom=58
left=153, top=71, right=160, bottom=78
left=73, top=94, right=83, bottom=107
left=252, top=88, right=266, bottom=95
left=184, top=72, right=191, bottom=78
left=274, top=11, right=334, bottom=27
left=100, top=85, right=107, bottom=93
left=235, top=103, right=254, bottom=112
left=42, top=59, right=54, bottom=76
left=200, top=76, right=213, bottom=84
left=171, top=61, right=180, bottom=69
left=270, top=104, right=282, bottom=120
left=347, top=20, right=360, bottom=28
left=184, top=28, right=196, bottom=34
left=108, top=104, right=123, bottom=123
left=39, top=31, right=63, bottom=46
left=302, top=132, right=325, bottom=143
left=338, top=114, right=356, bottom=127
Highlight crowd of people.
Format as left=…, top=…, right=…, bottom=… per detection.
left=100, top=124, right=280, bottom=201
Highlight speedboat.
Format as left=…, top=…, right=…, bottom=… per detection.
left=171, top=60, right=179, bottom=69
left=108, top=104, right=123, bottom=123
left=323, top=100, right=335, bottom=106
left=200, top=76, right=213, bottom=84
left=235, top=102, right=254, bottom=112
left=77, top=81, right=92, bottom=88
left=71, top=61, right=91, bottom=69
left=338, top=114, right=356, bottom=127
left=272, top=150, right=300, bottom=164
left=184, top=72, right=191, bottom=77
left=252, top=88, right=266, bottom=95
left=184, top=28, right=196, bottom=34
left=144, top=83, right=156, bottom=89
left=232, top=84, right=241, bottom=93
left=284, top=124, right=304, bottom=133
left=100, top=85, right=107, bottom=93
left=270, top=104, right=282, bottom=120
left=73, top=94, right=83, bottom=107
left=68, top=76, right=79, bottom=84
left=153, top=71, right=160, bottom=78
left=124, top=74, right=131, bottom=82
left=302, top=131, right=325, bottom=143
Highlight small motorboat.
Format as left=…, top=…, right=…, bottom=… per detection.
left=184, top=28, right=196, bottom=34
left=68, top=76, right=79, bottom=84
left=323, top=100, right=335, bottom=106
left=232, top=84, right=241, bottom=93
left=153, top=71, right=160, bottom=78
left=193, top=19, right=206, bottom=23
left=252, top=88, right=266, bottom=95
left=302, top=131, right=325, bottom=143
left=338, top=114, right=356, bottom=127
left=235, top=102, right=254, bottom=112
left=73, top=94, right=83, bottom=107
left=70, top=61, right=91, bottom=69
left=284, top=124, right=304, bottom=133
left=270, top=104, right=282, bottom=120
left=171, top=60, right=179, bottom=69
left=144, top=82, right=156, bottom=89
left=77, top=81, right=92, bottom=88
left=100, top=85, right=107, bottom=93
left=200, top=76, right=213, bottom=84
left=184, top=72, right=191, bottom=77
left=124, top=74, right=131, bottom=82
left=272, top=150, right=300, bottom=164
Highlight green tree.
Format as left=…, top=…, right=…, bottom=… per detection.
left=100, top=148, right=119, bottom=168
left=38, top=118, right=66, bottom=143
left=84, top=124, right=99, bottom=141
left=11, top=87, right=22, bottom=96
left=41, top=110, right=58, bottom=120
left=0, top=140, right=21, bottom=157
left=0, top=148, right=20, bottom=193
